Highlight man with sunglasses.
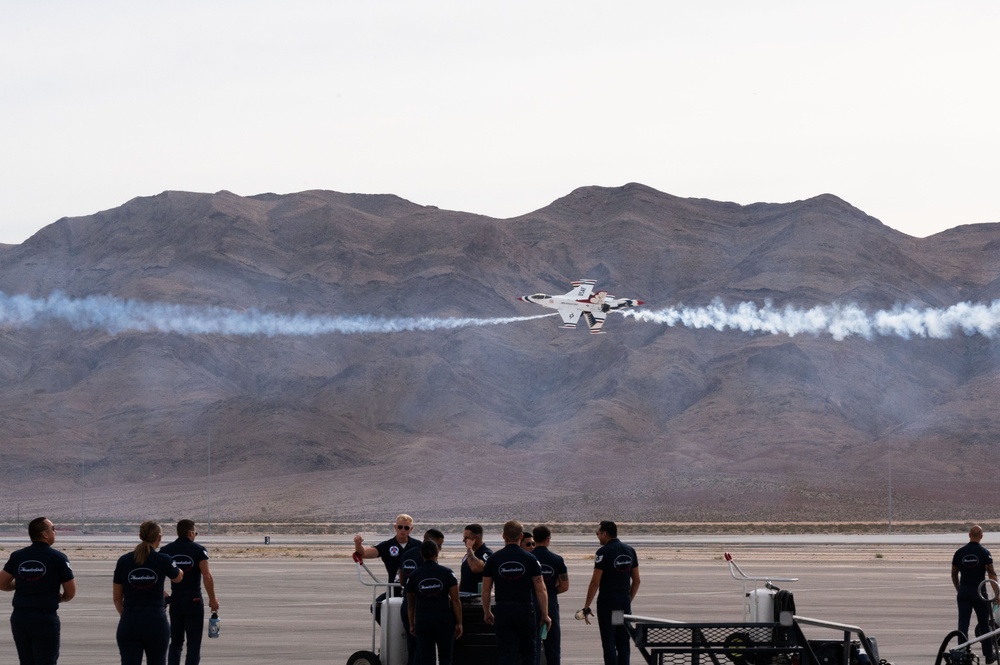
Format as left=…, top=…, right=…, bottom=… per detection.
left=161, top=519, right=219, bottom=665
left=581, top=520, right=640, bottom=665
left=354, top=514, right=420, bottom=593
left=459, top=523, right=492, bottom=594
left=0, top=517, right=75, bottom=665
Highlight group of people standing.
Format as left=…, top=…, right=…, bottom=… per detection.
left=0, top=517, right=218, bottom=665
left=353, top=514, right=641, bottom=665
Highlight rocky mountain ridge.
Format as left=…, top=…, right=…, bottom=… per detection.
left=0, top=183, right=998, bottom=524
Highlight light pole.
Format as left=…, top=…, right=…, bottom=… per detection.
left=887, top=444, right=893, bottom=533
left=207, top=429, right=212, bottom=534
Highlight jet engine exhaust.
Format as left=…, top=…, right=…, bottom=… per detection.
left=620, top=298, right=1000, bottom=340
left=0, top=291, right=556, bottom=337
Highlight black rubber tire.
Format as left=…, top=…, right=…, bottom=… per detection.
left=346, top=650, right=381, bottom=665
left=724, top=631, right=755, bottom=664
left=934, top=629, right=968, bottom=665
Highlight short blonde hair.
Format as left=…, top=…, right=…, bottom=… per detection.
left=396, top=514, right=413, bottom=525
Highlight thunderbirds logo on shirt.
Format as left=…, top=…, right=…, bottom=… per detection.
left=614, top=555, right=633, bottom=572
left=389, top=545, right=400, bottom=557
left=418, top=578, right=445, bottom=596
left=540, top=564, right=555, bottom=579
left=962, top=554, right=982, bottom=567
left=17, top=561, right=46, bottom=582
left=498, top=562, right=526, bottom=580
left=128, top=569, right=159, bottom=590
left=171, top=554, right=195, bottom=571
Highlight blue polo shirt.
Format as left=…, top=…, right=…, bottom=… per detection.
left=2, top=542, right=74, bottom=612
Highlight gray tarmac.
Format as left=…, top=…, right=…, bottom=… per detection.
left=0, top=535, right=975, bottom=664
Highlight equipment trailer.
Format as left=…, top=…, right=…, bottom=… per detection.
left=618, top=551, right=1000, bottom=665
left=613, top=552, right=881, bottom=665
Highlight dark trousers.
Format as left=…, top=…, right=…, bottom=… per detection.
left=597, top=598, right=632, bottom=665
left=494, top=603, right=537, bottom=665
left=541, top=603, right=561, bottom=665
left=117, top=607, right=170, bottom=665
left=168, top=596, right=205, bottom=665
left=10, top=609, right=60, bottom=665
left=401, top=596, right=418, bottom=665
left=958, top=586, right=996, bottom=659
left=415, top=611, right=455, bottom=665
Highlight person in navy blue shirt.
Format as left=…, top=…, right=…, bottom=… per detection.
left=160, top=519, right=219, bottom=665
left=353, top=514, right=419, bottom=586
left=0, top=517, right=76, bottom=665
left=952, top=525, right=998, bottom=663
left=460, top=523, right=492, bottom=594
left=582, top=520, right=641, bottom=665
left=113, top=521, right=183, bottom=665
left=405, top=540, right=462, bottom=665
left=532, top=525, right=569, bottom=665
left=482, top=520, right=551, bottom=665
left=399, top=528, right=445, bottom=665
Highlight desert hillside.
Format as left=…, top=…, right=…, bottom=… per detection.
left=0, top=183, right=998, bottom=525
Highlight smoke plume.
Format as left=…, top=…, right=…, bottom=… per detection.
left=621, top=299, right=1000, bottom=340
left=0, top=291, right=554, bottom=336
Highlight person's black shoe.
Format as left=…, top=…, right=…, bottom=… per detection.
left=985, top=653, right=996, bottom=664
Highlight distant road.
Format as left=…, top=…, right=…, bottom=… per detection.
left=0, top=530, right=970, bottom=551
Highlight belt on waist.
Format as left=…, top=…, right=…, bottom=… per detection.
left=12, top=607, right=57, bottom=614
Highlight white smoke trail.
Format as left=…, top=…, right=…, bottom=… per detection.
left=620, top=299, right=1000, bottom=340
left=0, top=291, right=555, bottom=337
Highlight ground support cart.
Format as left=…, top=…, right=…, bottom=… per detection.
left=346, top=553, right=407, bottom=665
left=616, top=611, right=880, bottom=665
left=609, top=552, right=882, bottom=665
left=347, top=555, right=497, bottom=665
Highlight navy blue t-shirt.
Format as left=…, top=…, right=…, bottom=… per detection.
left=375, top=537, right=419, bottom=582
left=2, top=542, right=74, bottom=611
left=160, top=537, right=209, bottom=600
left=398, top=545, right=424, bottom=588
left=595, top=538, right=638, bottom=600
left=953, top=541, right=994, bottom=589
left=405, top=560, right=458, bottom=615
left=483, top=543, right=542, bottom=604
left=533, top=546, right=567, bottom=607
left=459, top=543, right=493, bottom=593
left=113, top=550, right=181, bottom=609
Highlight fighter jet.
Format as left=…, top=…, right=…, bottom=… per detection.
left=517, top=279, right=645, bottom=334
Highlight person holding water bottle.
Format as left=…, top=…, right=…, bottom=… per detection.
left=161, top=519, right=220, bottom=665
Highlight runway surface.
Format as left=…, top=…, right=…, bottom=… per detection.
left=0, top=533, right=974, bottom=664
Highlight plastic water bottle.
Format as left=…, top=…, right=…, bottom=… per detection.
left=208, top=612, right=220, bottom=638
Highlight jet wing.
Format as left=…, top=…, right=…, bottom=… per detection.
left=582, top=311, right=607, bottom=334
left=557, top=306, right=579, bottom=329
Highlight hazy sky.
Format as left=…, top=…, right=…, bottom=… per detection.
left=2, top=1, right=998, bottom=245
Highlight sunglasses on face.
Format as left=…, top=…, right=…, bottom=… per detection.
left=524, top=542, right=535, bottom=547
left=395, top=524, right=411, bottom=530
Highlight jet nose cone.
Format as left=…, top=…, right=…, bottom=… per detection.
left=518, top=295, right=530, bottom=302
left=635, top=300, right=645, bottom=306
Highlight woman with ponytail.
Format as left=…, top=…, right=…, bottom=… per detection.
left=113, top=521, right=183, bottom=665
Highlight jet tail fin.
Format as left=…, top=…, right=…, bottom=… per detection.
left=565, top=279, right=596, bottom=301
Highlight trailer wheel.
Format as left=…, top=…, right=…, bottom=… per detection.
left=723, top=631, right=756, bottom=664
left=346, top=650, right=381, bottom=665
left=934, top=630, right=969, bottom=665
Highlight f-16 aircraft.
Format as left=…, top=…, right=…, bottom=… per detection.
left=518, top=279, right=645, bottom=334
